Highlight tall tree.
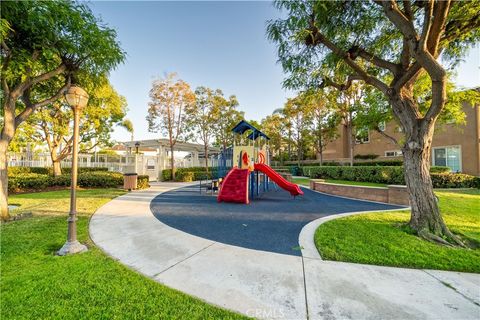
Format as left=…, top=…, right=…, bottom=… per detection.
left=303, top=90, right=340, bottom=165
left=282, top=95, right=312, bottom=165
left=212, top=95, right=243, bottom=151
left=0, top=1, right=125, bottom=219
left=261, top=113, right=285, bottom=163
left=268, top=0, right=480, bottom=245
left=28, top=79, right=127, bottom=176
left=186, top=86, right=223, bottom=173
left=146, top=73, right=194, bottom=180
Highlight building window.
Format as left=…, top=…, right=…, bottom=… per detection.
left=385, top=150, right=402, bottom=157
left=433, top=146, right=461, bottom=172
left=378, top=121, right=386, bottom=132
left=147, top=159, right=155, bottom=170
left=355, top=128, right=370, bottom=144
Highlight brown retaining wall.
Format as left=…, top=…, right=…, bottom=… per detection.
left=309, top=179, right=410, bottom=206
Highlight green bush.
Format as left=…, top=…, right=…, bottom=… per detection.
left=162, top=167, right=218, bottom=181
left=304, top=166, right=479, bottom=188
left=175, top=171, right=195, bottom=182
left=354, top=154, right=379, bottom=160
left=431, top=173, right=480, bottom=188
left=137, top=175, right=150, bottom=189
left=430, top=166, right=451, bottom=173
left=8, top=167, right=50, bottom=176
left=8, top=173, right=51, bottom=193
left=62, top=167, right=109, bottom=174
left=8, top=166, right=110, bottom=177
left=77, top=172, right=123, bottom=188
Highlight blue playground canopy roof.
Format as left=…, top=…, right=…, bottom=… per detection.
left=231, top=120, right=270, bottom=141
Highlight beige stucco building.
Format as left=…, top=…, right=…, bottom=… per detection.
left=322, top=98, right=480, bottom=176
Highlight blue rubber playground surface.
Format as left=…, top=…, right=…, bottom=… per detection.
left=150, top=184, right=405, bottom=256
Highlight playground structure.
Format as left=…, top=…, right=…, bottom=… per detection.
left=217, top=120, right=303, bottom=204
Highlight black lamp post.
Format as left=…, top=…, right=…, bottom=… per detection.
left=134, top=142, right=140, bottom=173
left=57, top=85, right=89, bottom=256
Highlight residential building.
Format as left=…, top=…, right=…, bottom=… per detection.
left=322, top=94, right=480, bottom=176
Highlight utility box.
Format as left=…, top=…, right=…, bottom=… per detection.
left=123, top=173, right=138, bottom=191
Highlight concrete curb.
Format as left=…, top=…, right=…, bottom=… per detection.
left=299, top=207, right=411, bottom=260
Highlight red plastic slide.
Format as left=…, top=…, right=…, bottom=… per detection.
left=217, top=168, right=250, bottom=204
left=254, top=163, right=304, bottom=197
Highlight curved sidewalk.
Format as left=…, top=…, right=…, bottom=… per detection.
left=90, top=182, right=480, bottom=319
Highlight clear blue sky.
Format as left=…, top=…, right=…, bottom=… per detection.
left=89, top=1, right=480, bottom=143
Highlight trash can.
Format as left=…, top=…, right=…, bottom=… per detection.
left=123, top=173, right=138, bottom=191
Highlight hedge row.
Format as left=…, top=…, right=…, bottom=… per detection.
left=161, top=167, right=217, bottom=182
left=8, top=172, right=125, bottom=193
left=8, top=166, right=109, bottom=176
left=303, top=166, right=479, bottom=188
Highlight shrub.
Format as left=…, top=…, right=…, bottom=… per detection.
left=77, top=172, right=123, bottom=188
left=431, top=173, right=480, bottom=188
left=8, top=167, right=50, bottom=176
left=175, top=171, right=195, bottom=182
left=8, top=173, right=52, bottom=193
left=8, top=166, right=110, bottom=177
left=62, top=167, right=109, bottom=174
left=304, top=166, right=479, bottom=188
left=137, top=175, right=150, bottom=189
left=162, top=167, right=218, bottom=181
left=430, top=166, right=451, bottom=173
left=354, top=154, right=379, bottom=160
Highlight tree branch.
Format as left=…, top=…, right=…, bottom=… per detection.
left=310, top=29, right=389, bottom=94
left=15, top=80, right=70, bottom=128
left=348, top=46, right=400, bottom=74
left=376, top=127, right=399, bottom=146
left=320, top=74, right=363, bottom=91
left=426, top=0, right=451, bottom=57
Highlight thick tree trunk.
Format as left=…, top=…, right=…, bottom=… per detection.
left=402, top=136, right=460, bottom=245
left=1, top=98, right=15, bottom=221
left=170, top=145, right=175, bottom=181
left=391, top=96, right=463, bottom=246
left=0, top=139, right=9, bottom=221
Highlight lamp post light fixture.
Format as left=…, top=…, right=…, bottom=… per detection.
left=134, top=142, right=140, bottom=173
left=57, top=85, right=89, bottom=256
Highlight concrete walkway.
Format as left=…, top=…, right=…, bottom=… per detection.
left=90, top=182, right=480, bottom=319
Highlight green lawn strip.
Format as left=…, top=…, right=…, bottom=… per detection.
left=315, top=189, right=480, bottom=273
left=2, top=189, right=247, bottom=320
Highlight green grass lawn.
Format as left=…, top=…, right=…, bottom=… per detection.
left=2, top=189, right=246, bottom=320
left=315, top=189, right=480, bottom=273
left=292, top=177, right=386, bottom=187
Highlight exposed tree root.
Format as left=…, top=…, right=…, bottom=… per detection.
left=417, top=228, right=467, bottom=248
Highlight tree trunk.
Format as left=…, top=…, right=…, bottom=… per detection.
left=0, top=138, right=9, bottom=221
left=53, top=160, right=62, bottom=177
left=170, top=145, right=175, bottom=181
left=391, top=97, right=463, bottom=246
left=1, top=98, right=15, bottom=221
left=347, top=123, right=354, bottom=166
left=402, top=137, right=460, bottom=245
left=50, top=148, right=63, bottom=176
left=204, top=144, right=209, bottom=173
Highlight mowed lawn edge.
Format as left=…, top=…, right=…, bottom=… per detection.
left=314, top=189, right=480, bottom=273
left=1, top=189, right=248, bottom=320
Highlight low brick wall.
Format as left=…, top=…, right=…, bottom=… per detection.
left=309, top=179, right=410, bottom=206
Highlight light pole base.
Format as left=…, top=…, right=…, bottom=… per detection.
left=57, top=240, right=88, bottom=256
